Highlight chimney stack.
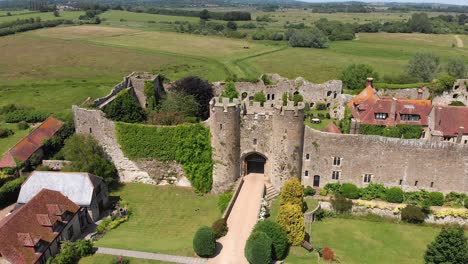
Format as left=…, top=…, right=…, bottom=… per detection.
left=366, top=77, right=374, bottom=88
left=417, top=87, right=423, bottom=100
left=390, top=98, right=398, bottom=121
left=456, top=126, right=464, bottom=144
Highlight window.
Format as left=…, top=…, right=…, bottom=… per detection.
left=67, top=227, right=74, bottom=239
left=375, top=113, right=388, bottom=120
left=253, top=138, right=257, bottom=145
left=89, top=127, right=92, bottom=133
left=400, top=114, right=420, bottom=121
left=430, top=182, right=434, bottom=188
left=267, top=94, right=271, bottom=100
left=272, top=94, right=275, bottom=100
left=399, top=179, right=403, bottom=185
left=414, top=180, right=418, bottom=186
left=464, top=140, right=467, bottom=144
left=219, top=124, right=223, bottom=130
left=363, top=174, right=372, bottom=183
left=333, top=157, right=341, bottom=166
left=327, top=91, right=332, bottom=97
left=310, top=102, right=314, bottom=108
left=305, top=154, right=310, bottom=160
left=332, top=171, right=340, bottom=180
left=305, top=170, right=309, bottom=177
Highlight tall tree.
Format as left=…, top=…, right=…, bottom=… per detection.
left=171, top=76, right=214, bottom=120
left=408, top=13, right=432, bottom=33
left=340, top=64, right=378, bottom=90
left=447, top=58, right=467, bottom=79
left=407, top=53, right=440, bottom=82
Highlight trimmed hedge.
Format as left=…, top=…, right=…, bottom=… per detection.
left=212, top=218, right=228, bottom=239
left=116, top=122, right=213, bottom=193
left=401, top=205, right=425, bottom=224
left=360, top=124, right=422, bottom=139
left=303, top=185, right=316, bottom=196
left=252, top=220, right=288, bottom=260
left=277, top=203, right=305, bottom=246
left=218, top=192, right=233, bottom=213
left=245, top=231, right=273, bottom=264
left=340, top=183, right=360, bottom=199
left=193, top=226, right=216, bottom=257
left=427, top=192, right=444, bottom=206
left=385, top=187, right=404, bottom=203
left=0, top=177, right=27, bottom=209
left=4, top=109, right=49, bottom=123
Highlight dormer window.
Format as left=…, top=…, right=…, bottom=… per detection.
left=375, top=113, right=388, bottom=120
left=401, top=114, right=420, bottom=121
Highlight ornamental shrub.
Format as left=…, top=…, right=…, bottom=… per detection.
left=17, top=121, right=29, bottom=130
left=277, top=203, right=305, bottom=246
left=217, top=192, right=233, bottom=213
left=212, top=218, right=228, bottom=239
left=331, top=195, right=352, bottom=213
left=245, top=231, right=273, bottom=264
left=193, top=226, right=216, bottom=257
left=385, top=187, right=404, bottom=203
left=324, top=182, right=341, bottom=194
left=427, top=192, right=444, bottom=206
left=401, top=205, right=425, bottom=224
left=444, top=192, right=466, bottom=207
left=424, top=227, right=467, bottom=264
left=360, top=183, right=386, bottom=200
left=322, top=246, right=334, bottom=261
left=303, top=186, right=316, bottom=196
left=48, top=240, right=93, bottom=264
left=253, top=220, right=288, bottom=260
left=280, top=178, right=304, bottom=207
left=0, top=177, right=27, bottom=209
left=0, top=127, right=14, bottom=138
left=339, top=183, right=360, bottom=199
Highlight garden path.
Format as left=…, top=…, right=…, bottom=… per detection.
left=96, top=247, right=207, bottom=264
left=209, top=173, right=265, bottom=264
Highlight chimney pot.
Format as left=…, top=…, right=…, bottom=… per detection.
left=366, top=77, right=374, bottom=88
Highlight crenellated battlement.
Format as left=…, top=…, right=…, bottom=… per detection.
left=278, top=101, right=305, bottom=117
left=210, top=97, right=241, bottom=112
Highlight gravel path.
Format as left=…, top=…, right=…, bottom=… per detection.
left=96, top=247, right=207, bottom=264
left=209, top=173, right=265, bottom=264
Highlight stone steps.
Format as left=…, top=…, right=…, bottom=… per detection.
left=265, top=183, right=279, bottom=201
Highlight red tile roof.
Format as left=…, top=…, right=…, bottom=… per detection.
left=349, top=84, right=432, bottom=126
left=323, top=122, right=342, bottom=134
left=432, top=105, right=468, bottom=136
left=0, top=117, right=64, bottom=168
left=0, top=189, right=80, bottom=264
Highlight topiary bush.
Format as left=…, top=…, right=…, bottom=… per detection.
left=424, top=227, right=467, bottom=264
left=324, top=182, right=341, bottom=194
left=212, top=218, right=228, bottom=239
left=193, top=226, right=216, bottom=257
left=277, top=203, right=305, bottom=246
left=252, top=220, right=289, bottom=260
left=427, top=192, right=444, bottom=206
left=339, top=183, right=360, bottom=199
left=303, top=186, right=316, bottom=196
left=217, top=192, right=233, bottom=213
left=385, top=187, right=404, bottom=203
left=360, top=183, right=386, bottom=200
left=401, top=205, right=425, bottom=224
left=331, top=195, right=353, bottom=213
left=279, top=178, right=304, bottom=207
left=244, top=231, right=273, bottom=264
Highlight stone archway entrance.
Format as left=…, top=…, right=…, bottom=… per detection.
left=244, top=153, right=266, bottom=174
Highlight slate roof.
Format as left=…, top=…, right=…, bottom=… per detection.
left=349, top=84, right=432, bottom=126
left=0, top=189, right=80, bottom=264
left=0, top=117, right=64, bottom=168
left=431, top=105, right=468, bottom=136
left=17, top=171, right=103, bottom=206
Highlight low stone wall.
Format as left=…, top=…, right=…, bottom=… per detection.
left=319, top=201, right=467, bottom=226
left=378, top=87, right=430, bottom=100
left=222, top=178, right=245, bottom=220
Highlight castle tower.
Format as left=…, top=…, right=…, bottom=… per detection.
left=209, top=97, right=241, bottom=193
left=270, top=101, right=305, bottom=190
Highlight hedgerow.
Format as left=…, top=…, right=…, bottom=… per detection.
left=0, top=177, right=27, bottom=209
left=360, top=124, right=422, bottom=139
left=116, top=122, right=213, bottom=193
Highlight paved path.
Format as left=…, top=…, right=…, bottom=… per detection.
left=455, top=35, right=464, bottom=48
left=96, top=247, right=207, bottom=264
left=209, top=173, right=265, bottom=264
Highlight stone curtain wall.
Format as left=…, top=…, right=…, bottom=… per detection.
left=378, top=87, right=430, bottom=100
left=302, top=127, right=468, bottom=193
left=72, top=106, right=154, bottom=184
left=433, top=79, right=468, bottom=106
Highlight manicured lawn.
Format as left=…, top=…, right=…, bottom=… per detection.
left=95, top=184, right=220, bottom=256
left=80, top=254, right=170, bottom=264
left=284, top=218, right=440, bottom=264
left=0, top=122, right=31, bottom=155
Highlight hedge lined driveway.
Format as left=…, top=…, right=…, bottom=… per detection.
left=209, top=173, right=265, bottom=264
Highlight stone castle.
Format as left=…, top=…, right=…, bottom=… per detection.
left=73, top=72, right=468, bottom=194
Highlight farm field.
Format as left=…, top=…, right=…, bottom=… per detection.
left=284, top=218, right=440, bottom=264
left=0, top=10, right=84, bottom=23
left=95, top=184, right=220, bottom=256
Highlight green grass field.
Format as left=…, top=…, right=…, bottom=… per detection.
left=285, top=218, right=440, bottom=264
left=80, top=254, right=170, bottom=264
left=0, top=122, right=31, bottom=155
left=95, top=184, right=220, bottom=256
left=0, top=11, right=84, bottom=23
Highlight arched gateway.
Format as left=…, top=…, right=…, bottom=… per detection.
left=243, top=153, right=266, bottom=174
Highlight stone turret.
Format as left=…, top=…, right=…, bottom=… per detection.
left=270, top=101, right=305, bottom=189
left=209, top=97, right=241, bottom=193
